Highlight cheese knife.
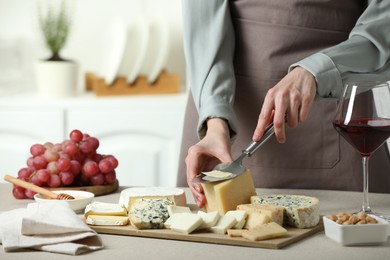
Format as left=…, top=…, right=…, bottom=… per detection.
left=192, top=123, right=275, bottom=183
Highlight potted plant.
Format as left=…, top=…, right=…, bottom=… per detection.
left=35, top=1, right=78, bottom=98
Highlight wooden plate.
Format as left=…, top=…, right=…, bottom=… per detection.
left=50, top=179, right=119, bottom=196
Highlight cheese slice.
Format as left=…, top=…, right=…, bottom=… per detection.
left=196, top=210, right=220, bottom=230
left=225, top=210, right=247, bottom=229
left=210, top=215, right=237, bottom=234
left=236, top=204, right=284, bottom=226
left=201, top=170, right=256, bottom=215
left=167, top=205, right=191, bottom=216
left=202, top=170, right=233, bottom=179
left=227, top=229, right=245, bottom=238
left=119, top=187, right=186, bottom=210
left=242, top=222, right=287, bottom=241
left=244, top=212, right=271, bottom=230
left=251, top=194, right=320, bottom=228
left=128, top=196, right=174, bottom=229
left=84, top=202, right=127, bottom=218
left=86, top=215, right=129, bottom=226
left=169, top=213, right=203, bottom=234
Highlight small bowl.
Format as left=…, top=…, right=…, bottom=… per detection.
left=34, top=190, right=94, bottom=213
left=323, top=215, right=390, bottom=246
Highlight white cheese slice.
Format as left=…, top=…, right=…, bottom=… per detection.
left=86, top=215, right=129, bottom=226
left=202, top=170, right=233, bottom=179
left=169, top=213, right=203, bottom=234
left=197, top=210, right=220, bottom=230
left=225, top=210, right=247, bottom=229
left=119, top=187, right=186, bottom=210
left=210, top=215, right=237, bottom=234
left=84, top=202, right=127, bottom=217
left=167, top=205, right=191, bottom=216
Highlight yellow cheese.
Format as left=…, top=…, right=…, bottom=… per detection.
left=244, top=212, right=271, bottom=230
left=242, top=222, right=287, bottom=241
left=201, top=170, right=256, bottom=215
left=227, top=229, right=246, bottom=238
left=236, top=204, right=284, bottom=226
left=86, top=215, right=129, bottom=226
left=84, top=202, right=127, bottom=218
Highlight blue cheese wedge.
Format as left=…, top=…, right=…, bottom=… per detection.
left=251, top=194, right=320, bottom=228
left=128, top=196, right=174, bottom=229
left=84, top=202, right=127, bottom=217
left=86, top=215, right=129, bottom=226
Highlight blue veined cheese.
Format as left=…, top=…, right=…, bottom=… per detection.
left=251, top=194, right=320, bottom=228
left=129, top=196, right=174, bottom=229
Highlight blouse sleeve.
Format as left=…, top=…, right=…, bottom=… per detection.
left=290, top=0, right=390, bottom=99
left=182, top=0, right=237, bottom=139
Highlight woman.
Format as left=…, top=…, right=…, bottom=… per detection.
left=177, top=0, right=390, bottom=207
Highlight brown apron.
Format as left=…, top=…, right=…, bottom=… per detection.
left=177, top=0, right=390, bottom=193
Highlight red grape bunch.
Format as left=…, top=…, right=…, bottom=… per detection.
left=12, top=129, right=119, bottom=199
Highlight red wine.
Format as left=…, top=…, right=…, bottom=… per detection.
left=333, top=118, right=390, bottom=157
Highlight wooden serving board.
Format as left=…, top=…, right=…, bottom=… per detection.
left=88, top=217, right=323, bottom=249
left=50, top=179, right=119, bottom=196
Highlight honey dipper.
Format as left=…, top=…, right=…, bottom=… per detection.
left=4, top=175, right=75, bottom=200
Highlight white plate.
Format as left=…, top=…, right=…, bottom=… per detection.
left=97, top=18, right=127, bottom=85
left=139, top=17, right=170, bottom=84
left=117, top=17, right=149, bottom=84
left=34, top=190, right=94, bottom=213
left=323, top=215, right=390, bottom=246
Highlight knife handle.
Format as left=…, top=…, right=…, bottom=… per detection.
left=243, top=123, right=275, bottom=156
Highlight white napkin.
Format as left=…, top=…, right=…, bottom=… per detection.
left=0, top=202, right=103, bottom=255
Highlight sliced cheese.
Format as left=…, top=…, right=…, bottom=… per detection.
left=251, top=194, right=320, bottom=228
left=210, top=215, right=237, bottom=235
left=202, top=170, right=233, bottom=179
left=119, top=187, right=186, bottom=210
left=236, top=204, right=284, bottom=226
left=225, top=210, right=247, bottom=229
left=86, top=215, right=129, bottom=226
left=84, top=202, right=127, bottom=217
left=227, top=229, right=245, bottom=238
left=167, top=205, right=191, bottom=216
left=244, top=212, right=270, bottom=230
left=128, top=196, right=174, bottom=229
left=196, top=210, right=220, bottom=230
left=169, top=213, right=203, bottom=234
left=242, top=222, right=287, bottom=241
left=201, top=170, right=256, bottom=215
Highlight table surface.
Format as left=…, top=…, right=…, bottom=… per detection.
left=1, top=183, right=389, bottom=260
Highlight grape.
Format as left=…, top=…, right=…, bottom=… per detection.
left=64, top=142, right=78, bottom=156
left=79, top=141, right=93, bottom=154
left=30, top=144, right=45, bottom=156
left=26, top=156, right=34, bottom=167
left=53, top=143, right=63, bottom=152
left=105, top=155, right=119, bottom=169
left=57, top=157, right=71, bottom=172
left=36, top=169, right=50, bottom=183
left=99, top=158, right=113, bottom=174
left=43, top=142, right=54, bottom=149
left=104, top=171, right=116, bottom=184
left=33, top=156, right=47, bottom=170
left=25, top=189, right=36, bottom=198
left=82, top=133, right=90, bottom=141
left=87, top=137, right=100, bottom=150
left=92, top=153, right=103, bottom=163
left=30, top=174, right=43, bottom=186
left=90, top=173, right=105, bottom=186
left=59, top=171, right=74, bottom=185
left=47, top=161, right=60, bottom=175
left=70, top=129, right=83, bottom=143
left=48, top=174, right=61, bottom=187
left=18, top=167, right=32, bottom=180
left=44, top=148, right=59, bottom=162
left=70, top=160, right=81, bottom=175
left=82, top=160, right=99, bottom=177
left=13, top=185, right=26, bottom=199
left=73, top=151, right=86, bottom=164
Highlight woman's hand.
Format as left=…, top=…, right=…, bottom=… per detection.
left=252, top=67, right=317, bottom=143
left=185, top=118, right=233, bottom=208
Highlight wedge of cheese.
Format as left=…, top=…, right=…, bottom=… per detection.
left=84, top=202, right=127, bottom=218
left=242, top=222, right=287, bottom=241
left=201, top=170, right=256, bottom=215
left=86, top=215, right=129, bottom=226
left=128, top=196, right=174, bottom=229
left=244, top=212, right=271, bottom=230
left=169, top=213, right=203, bottom=234
left=236, top=203, right=284, bottom=226
left=119, top=187, right=186, bottom=210
left=251, top=194, right=320, bottom=228
left=210, top=215, right=237, bottom=234
left=197, top=210, right=220, bottom=230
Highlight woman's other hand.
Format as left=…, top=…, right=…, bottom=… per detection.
left=253, top=67, right=317, bottom=143
left=185, top=118, right=233, bottom=208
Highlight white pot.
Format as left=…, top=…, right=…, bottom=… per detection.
left=35, top=60, right=78, bottom=98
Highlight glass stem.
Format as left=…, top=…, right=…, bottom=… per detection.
left=362, top=156, right=371, bottom=213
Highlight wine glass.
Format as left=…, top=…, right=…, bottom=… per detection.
left=333, top=81, right=390, bottom=221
